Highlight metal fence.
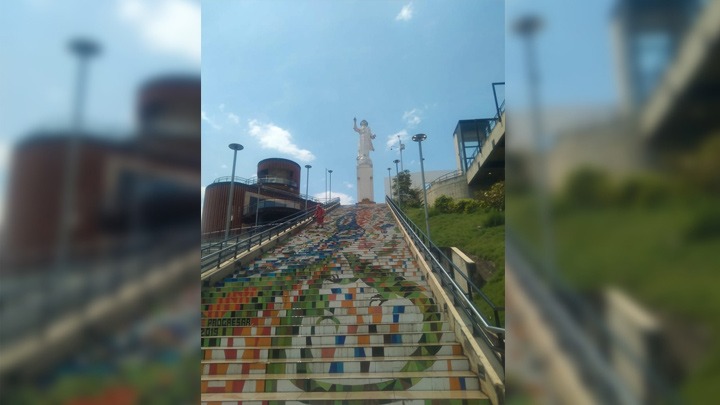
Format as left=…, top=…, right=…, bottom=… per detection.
left=200, top=198, right=340, bottom=274
left=386, top=196, right=505, bottom=364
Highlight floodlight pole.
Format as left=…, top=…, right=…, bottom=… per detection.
left=305, top=165, right=312, bottom=210
left=225, top=143, right=244, bottom=239
left=393, top=159, right=401, bottom=206
left=412, top=134, right=430, bottom=238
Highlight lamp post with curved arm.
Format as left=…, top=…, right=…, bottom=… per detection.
left=412, top=134, right=430, bottom=238
left=393, top=159, right=401, bottom=206
left=224, top=143, right=244, bottom=239
left=305, top=165, right=312, bottom=210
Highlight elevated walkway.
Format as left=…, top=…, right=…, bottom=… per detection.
left=201, top=204, right=502, bottom=404
left=641, top=0, right=720, bottom=148
left=466, top=111, right=505, bottom=189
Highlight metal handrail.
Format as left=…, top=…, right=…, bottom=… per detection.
left=429, top=170, right=462, bottom=186
left=212, top=175, right=254, bottom=184
left=507, top=228, right=681, bottom=404
left=201, top=198, right=340, bottom=274
left=386, top=196, right=505, bottom=362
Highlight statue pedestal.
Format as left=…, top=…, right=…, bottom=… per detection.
left=357, top=162, right=374, bottom=203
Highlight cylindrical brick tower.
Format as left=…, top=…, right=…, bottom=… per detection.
left=257, top=158, right=301, bottom=194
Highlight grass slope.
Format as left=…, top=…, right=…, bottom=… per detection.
left=403, top=207, right=505, bottom=325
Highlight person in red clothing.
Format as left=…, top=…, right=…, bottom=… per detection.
left=314, top=204, right=326, bottom=228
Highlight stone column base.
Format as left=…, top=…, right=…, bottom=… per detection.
left=357, top=164, right=374, bottom=203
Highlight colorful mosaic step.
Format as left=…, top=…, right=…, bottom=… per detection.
left=202, top=276, right=430, bottom=292
left=203, top=311, right=442, bottom=327
left=200, top=331, right=457, bottom=348
left=199, top=320, right=451, bottom=337
left=201, top=304, right=435, bottom=319
left=203, top=342, right=465, bottom=361
left=201, top=205, right=489, bottom=403
left=201, top=371, right=481, bottom=393
left=201, top=390, right=490, bottom=405
left=201, top=355, right=471, bottom=375
left=201, top=291, right=434, bottom=305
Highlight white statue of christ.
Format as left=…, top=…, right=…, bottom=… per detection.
left=353, top=117, right=376, bottom=164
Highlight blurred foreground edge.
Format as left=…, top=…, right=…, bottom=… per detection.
left=0, top=74, right=201, bottom=403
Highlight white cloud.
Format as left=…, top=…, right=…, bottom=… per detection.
left=344, top=181, right=354, bottom=189
left=247, top=119, right=315, bottom=162
left=315, top=191, right=354, bottom=205
left=219, top=103, right=225, bottom=112
left=118, top=0, right=200, bottom=63
left=386, top=130, right=408, bottom=149
left=395, top=3, right=414, bottom=21
left=221, top=164, right=228, bottom=169
left=201, top=110, right=222, bottom=130
left=227, top=113, right=240, bottom=124
left=403, top=108, right=421, bottom=127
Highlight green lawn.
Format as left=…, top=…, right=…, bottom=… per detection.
left=506, top=191, right=720, bottom=402
left=402, top=207, right=505, bottom=326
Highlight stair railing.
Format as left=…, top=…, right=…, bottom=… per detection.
left=201, top=198, right=340, bottom=274
left=386, top=196, right=505, bottom=363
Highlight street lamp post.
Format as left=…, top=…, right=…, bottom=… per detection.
left=254, top=177, right=261, bottom=229
left=305, top=164, right=312, bottom=210
left=397, top=135, right=405, bottom=171
left=56, top=38, right=101, bottom=267
left=393, top=159, right=401, bottom=206
left=224, top=143, right=244, bottom=240
left=514, top=15, right=557, bottom=275
left=328, top=169, right=333, bottom=201
left=412, top=134, right=430, bottom=238
left=387, top=168, right=392, bottom=199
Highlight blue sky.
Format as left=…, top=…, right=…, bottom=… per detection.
left=0, top=0, right=623, bottom=223
left=506, top=0, right=617, bottom=109
left=0, top=0, right=200, bottom=225
left=201, top=0, right=505, bottom=205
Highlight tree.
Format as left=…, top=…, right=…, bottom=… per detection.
left=392, top=170, right=422, bottom=208
left=475, top=181, right=505, bottom=211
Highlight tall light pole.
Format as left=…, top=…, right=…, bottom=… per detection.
left=305, top=164, right=312, bottom=210
left=328, top=169, right=333, bottom=201
left=224, top=143, right=244, bottom=239
left=393, top=159, right=401, bottom=206
left=254, top=176, right=261, bottom=229
left=56, top=37, right=101, bottom=267
left=412, top=134, right=430, bottom=238
left=70, top=38, right=101, bottom=129
left=387, top=168, right=392, bottom=199
left=397, top=135, right=405, bottom=171
left=514, top=15, right=556, bottom=275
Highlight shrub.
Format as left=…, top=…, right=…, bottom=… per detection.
left=685, top=208, right=720, bottom=241
left=482, top=211, right=505, bottom=227
left=476, top=181, right=505, bottom=211
left=616, top=176, right=670, bottom=207
left=563, top=167, right=614, bottom=208
left=434, top=195, right=455, bottom=213
left=455, top=198, right=482, bottom=213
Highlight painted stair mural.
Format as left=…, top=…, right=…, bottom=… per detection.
left=201, top=205, right=491, bottom=404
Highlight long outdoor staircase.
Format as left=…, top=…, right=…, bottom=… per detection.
left=201, top=205, right=493, bottom=404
